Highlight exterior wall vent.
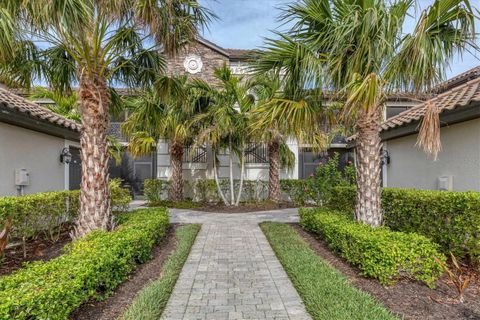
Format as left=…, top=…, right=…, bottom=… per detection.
left=438, top=175, right=453, bottom=191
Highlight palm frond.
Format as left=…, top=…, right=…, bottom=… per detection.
left=416, top=101, right=442, bottom=160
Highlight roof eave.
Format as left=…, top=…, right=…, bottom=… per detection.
left=0, top=104, right=80, bottom=141
left=381, top=102, right=480, bottom=141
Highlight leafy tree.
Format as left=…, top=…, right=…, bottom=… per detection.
left=0, top=0, right=211, bottom=237
left=252, top=0, right=477, bottom=226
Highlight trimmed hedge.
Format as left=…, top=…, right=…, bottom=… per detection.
left=0, top=181, right=132, bottom=243
left=300, top=208, right=445, bottom=286
left=328, top=186, right=480, bottom=264
left=0, top=208, right=169, bottom=320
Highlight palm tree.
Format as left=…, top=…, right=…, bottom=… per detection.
left=249, top=73, right=328, bottom=202
left=192, top=64, right=254, bottom=206
left=0, top=0, right=212, bottom=238
left=122, top=75, right=203, bottom=201
left=30, top=88, right=81, bottom=122
left=252, top=0, right=476, bottom=226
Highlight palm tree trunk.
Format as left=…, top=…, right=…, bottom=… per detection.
left=73, top=73, right=112, bottom=239
left=355, top=109, right=382, bottom=227
left=235, top=147, right=245, bottom=206
left=213, top=151, right=229, bottom=205
left=228, top=137, right=235, bottom=205
left=268, top=139, right=281, bottom=202
left=169, top=142, right=184, bottom=201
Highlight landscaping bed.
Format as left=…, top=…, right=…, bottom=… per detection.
left=122, top=224, right=201, bottom=320
left=70, top=225, right=179, bottom=320
left=295, top=224, right=480, bottom=320
left=0, top=225, right=72, bottom=276
left=261, top=222, right=396, bottom=320
left=0, top=208, right=169, bottom=320
left=149, top=199, right=299, bottom=212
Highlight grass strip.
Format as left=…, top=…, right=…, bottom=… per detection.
left=122, top=224, right=200, bottom=320
left=260, top=222, right=397, bottom=320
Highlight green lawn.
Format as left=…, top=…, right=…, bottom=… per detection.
left=260, top=222, right=397, bottom=320
left=122, top=224, right=200, bottom=320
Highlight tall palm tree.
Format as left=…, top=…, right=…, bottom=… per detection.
left=0, top=0, right=212, bottom=238
left=249, top=73, right=328, bottom=202
left=122, top=75, right=203, bottom=201
left=192, top=64, right=254, bottom=206
left=252, top=0, right=476, bottom=226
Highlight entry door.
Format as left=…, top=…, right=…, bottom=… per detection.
left=69, top=147, right=82, bottom=190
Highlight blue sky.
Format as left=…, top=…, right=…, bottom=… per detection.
left=199, top=0, right=480, bottom=78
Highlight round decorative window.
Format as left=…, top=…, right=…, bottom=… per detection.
left=183, top=54, right=203, bottom=74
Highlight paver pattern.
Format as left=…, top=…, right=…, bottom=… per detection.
left=161, top=209, right=311, bottom=320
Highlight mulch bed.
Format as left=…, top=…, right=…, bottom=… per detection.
left=0, top=227, right=72, bottom=276
left=193, top=202, right=299, bottom=213
left=70, top=225, right=178, bottom=320
left=293, top=224, right=480, bottom=320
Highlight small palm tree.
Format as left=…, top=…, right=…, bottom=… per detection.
left=30, top=88, right=81, bottom=122
left=0, top=0, right=212, bottom=238
left=252, top=0, right=477, bottom=225
left=249, top=73, right=328, bottom=202
left=192, top=64, right=254, bottom=206
left=123, top=76, right=202, bottom=201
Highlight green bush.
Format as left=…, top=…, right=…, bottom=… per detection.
left=0, top=182, right=131, bottom=244
left=300, top=207, right=445, bottom=286
left=144, top=179, right=170, bottom=204
left=0, top=208, right=169, bottom=320
left=110, top=178, right=133, bottom=211
left=281, top=179, right=314, bottom=205
left=328, top=186, right=480, bottom=264
left=0, top=190, right=79, bottom=243
left=312, top=153, right=355, bottom=205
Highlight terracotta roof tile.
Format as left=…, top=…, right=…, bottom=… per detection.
left=346, top=76, right=480, bottom=142
left=0, top=87, right=81, bottom=132
left=380, top=76, right=480, bottom=132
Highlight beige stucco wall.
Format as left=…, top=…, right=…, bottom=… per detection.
left=385, top=118, right=480, bottom=191
left=0, top=122, right=68, bottom=196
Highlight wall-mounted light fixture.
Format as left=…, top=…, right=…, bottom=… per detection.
left=380, top=149, right=390, bottom=165
left=60, top=147, right=72, bottom=164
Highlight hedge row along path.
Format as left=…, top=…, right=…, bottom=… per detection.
left=162, top=208, right=311, bottom=319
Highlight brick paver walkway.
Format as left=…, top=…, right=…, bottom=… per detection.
left=161, top=209, right=311, bottom=320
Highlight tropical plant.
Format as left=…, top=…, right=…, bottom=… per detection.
left=29, top=88, right=81, bottom=122
left=249, top=72, right=328, bottom=202
left=123, top=75, right=205, bottom=201
left=0, top=0, right=212, bottom=237
left=435, top=253, right=472, bottom=303
left=252, top=0, right=477, bottom=226
left=192, top=64, right=255, bottom=206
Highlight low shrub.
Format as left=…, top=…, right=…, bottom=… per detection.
left=0, top=181, right=131, bottom=245
left=144, top=179, right=171, bottom=203
left=0, top=190, right=80, bottom=244
left=300, top=208, right=445, bottom=286
left=328, top=186, right=480, bottom=264
left=281, top=179, right=315, bottom=205
left=0, top=208, right=169, bottom=320
left=110, top=178, right=133, bottom=211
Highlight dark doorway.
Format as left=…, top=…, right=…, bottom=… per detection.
left=109, top=151, right=156, bottom=197
left=69, top=147, right=82, bottom=190
left=299, top=147, right=354, bottom=179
